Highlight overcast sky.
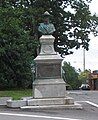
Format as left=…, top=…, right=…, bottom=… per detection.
left=64, top=0, right=98, bottom=72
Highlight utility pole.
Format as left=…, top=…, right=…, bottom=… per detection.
left=83, top=48, right=85, bottom=72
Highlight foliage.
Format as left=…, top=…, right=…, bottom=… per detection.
left=0, top=3, right=38, bottom=89
left=62, top=61, right=80, bottom=89
left=78, top=69, right=91, bottom=84
left=1, top=0, right=97, bottom=56
left=0, top=0, right=98, bottom=89
left=30, top=0, right=98, bottom=56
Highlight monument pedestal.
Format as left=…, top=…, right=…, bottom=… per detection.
left=33, top=35, right=67, bottom=99
left=21, top=35, right=82, bottom=109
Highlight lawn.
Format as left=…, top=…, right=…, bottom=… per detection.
left=0, top=89, right=32, bottom=100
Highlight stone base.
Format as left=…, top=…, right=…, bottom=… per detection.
left=5, top=96, right=82, bottom=109
left=21, top=102, right=82, bottom=110
left=21, top=96, right=82, bottom=110
left=27, top=97, right=74, bottom=106
left=33, top=79, right=66, bottom=98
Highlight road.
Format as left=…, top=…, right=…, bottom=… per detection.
left=0, top=91, right=98, bottom=120
left=68, top=90, right=98, bottom=104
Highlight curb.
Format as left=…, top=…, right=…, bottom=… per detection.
left=0, top=97, right=12, bottom=106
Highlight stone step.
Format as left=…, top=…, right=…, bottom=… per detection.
left=21, top=102, right=82, bottom=110
left=27, top=97, right=74, bottom=106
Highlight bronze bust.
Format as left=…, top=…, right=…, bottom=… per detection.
left=38, top=11, right=55, bottom=35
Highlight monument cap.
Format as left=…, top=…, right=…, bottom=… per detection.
left=43, top=11, right=50, bottom=17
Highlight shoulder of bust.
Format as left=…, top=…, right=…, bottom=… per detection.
left=40, top=23, right=44, bottom=25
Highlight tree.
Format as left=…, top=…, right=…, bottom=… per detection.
left=31, top=0, right=98, bottom=56
left=62, top=61, right=80, bottom=89
left=78, top=69, right=91, bottom=84
left=0, top=3, right=38, bottom=89
left=0, top=0, right=98, bottom=88
left=2, top=0, right=97, bottom=56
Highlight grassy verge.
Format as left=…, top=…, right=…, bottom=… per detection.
left=0, top=89, right=32, bottom=100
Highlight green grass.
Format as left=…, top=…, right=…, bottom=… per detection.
left=0, top=89, right=32, bottom=100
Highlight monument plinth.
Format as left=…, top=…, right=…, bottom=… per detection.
left=34, top=35, right=66, bottom=99
left=24, top=35, right=82, bottom=109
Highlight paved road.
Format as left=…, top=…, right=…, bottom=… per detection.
left=68, top=90, right=98, bottom=104
left=0, top=90, right=98, bottom=120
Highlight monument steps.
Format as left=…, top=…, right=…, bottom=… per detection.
left=21, top=102, right=82, bottom=110
left=27, top=97, right=74, bottom=106
left=20, top=97, right=82, bottom=110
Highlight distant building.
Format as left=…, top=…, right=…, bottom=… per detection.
left=89, top=70, right=98, bottom=90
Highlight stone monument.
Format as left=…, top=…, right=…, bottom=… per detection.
left=21, top=12, right=82, bottom=109
left=5, top=12, right=82, bottom=109
left=30, top=11, right=74, bottom=106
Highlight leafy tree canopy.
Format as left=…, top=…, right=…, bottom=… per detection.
left=1, top=0, right=98, bottom=56
left=0, top=0, right=98, bottom=88
left=0, top=2, right=38, bottom=88
left=62, top=61, right=80, bottom=89
left=16, top=0, right=98, bottom=55
left=78, top=69, right=91, bottom=83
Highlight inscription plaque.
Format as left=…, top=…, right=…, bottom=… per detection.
left=36, top=63, right=61, bottom=79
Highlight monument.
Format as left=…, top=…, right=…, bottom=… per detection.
left=28, top=11, right=73, bottom=107
left=21, top=11, right=82, bottom=109
left=6, top=11, right=82, bottom=109
left=33, top=11, right=67, bottom=99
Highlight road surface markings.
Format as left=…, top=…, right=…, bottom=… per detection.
left=86, top=101, right=98, bottom=108
left=0, top=112, right=81, bottom=120
left=76, top=101, right=98, bottom=108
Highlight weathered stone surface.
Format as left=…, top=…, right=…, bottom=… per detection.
left=34, top=54, right=63, bottom=63
left=7, top=99, right=27, bottom=108
left=21, top=103, right=83, bottom=110
left=33, top=79, right=66, bottom=98
left=0, top=97, right=12, bottom=105
left=27, top=97, right=74, bottom=106
left=39, top=35, right=56, bottom=55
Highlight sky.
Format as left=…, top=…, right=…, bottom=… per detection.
left=64, top=0, right=98, bottom=72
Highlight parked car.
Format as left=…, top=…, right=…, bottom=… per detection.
left=79, top=84, right=90, bottom=90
